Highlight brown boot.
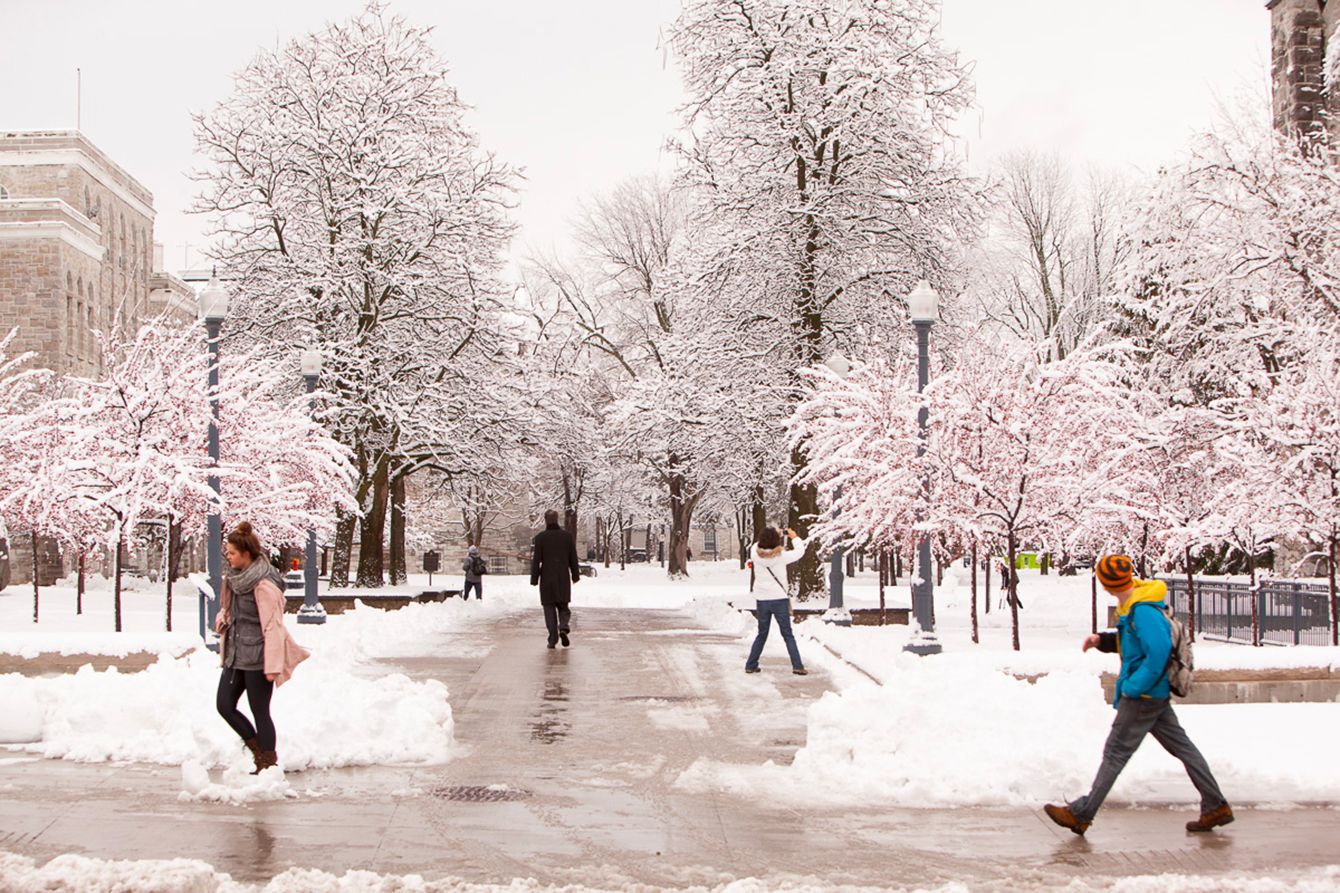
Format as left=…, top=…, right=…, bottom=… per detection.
left=243, top=737, right=262, bottom=773
left=1044, top=803, right=1091, bottom=836
left=252, top=750, right=278, bottom=775
left=1186, top=804, right=1234, bottom=832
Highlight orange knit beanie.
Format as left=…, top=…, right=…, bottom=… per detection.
left=1095, top=554, right=1134, bottom=589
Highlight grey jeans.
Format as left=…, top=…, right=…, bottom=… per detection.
left=1069, top=696, right=1227, bottom=823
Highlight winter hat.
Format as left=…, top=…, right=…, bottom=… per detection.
left=467, top=545, right=479, bottom=555
left=1095, top=554, right=1134, bottom=590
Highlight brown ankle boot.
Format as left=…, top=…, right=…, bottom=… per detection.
left=252, top=750, right=278, bottom=774
left=1044, top=803, right=1091, bottom=836
left=243, top=737, right=262, bottom=772
left=1186, top=804, right=1234, bottom=832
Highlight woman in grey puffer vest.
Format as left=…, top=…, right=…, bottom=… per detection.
left=215, top=522, right=292, bottom=773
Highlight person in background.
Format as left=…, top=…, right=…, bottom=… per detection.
left=744, top=525, right=808, bottom=676
left=214, top=522, right=310, bottom=774
left=1045, top=554, right=1231, bottom=836
left=530, top=509, right=581, bottom=648
left=461, top=545, right=487, bottom=601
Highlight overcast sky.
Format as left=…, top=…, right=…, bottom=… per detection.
left=0, top=0, right=1271, bottom=275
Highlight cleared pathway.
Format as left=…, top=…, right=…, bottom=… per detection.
left=0, top=605, right=1336, bottom=890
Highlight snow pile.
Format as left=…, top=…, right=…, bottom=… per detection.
left=178, top=760, right=296, bottom=804
left=0, top=647, right=454, bottom=770
left=0, top=851, right=1337, bottom=893
left=678, top=653, right=1340, bottom=809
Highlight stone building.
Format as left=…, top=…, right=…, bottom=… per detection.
left=0, top=131, right=164, bottom=378
left=0, top=130, right=194, bottom=586
left=1267, top=0, right=1340, bottom=144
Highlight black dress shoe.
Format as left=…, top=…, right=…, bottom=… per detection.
left=546, top=640, right=557, bottom=649
left=560, top=632, right=570, bottom=647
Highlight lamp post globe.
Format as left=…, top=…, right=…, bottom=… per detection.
left=907, top=279, right=939, bottom=323
left=198, top=271, right=229, bottom=323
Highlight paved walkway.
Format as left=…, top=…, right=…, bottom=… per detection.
left=1, top=605, right=1338, bottom=890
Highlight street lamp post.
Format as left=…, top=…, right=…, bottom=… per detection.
left=296, top=349, right=326, bottom=625
left=904, top=279, right=942, bottom=656
left=198, top=272, right=229, bottom=641
left=823, top=351, right=853, bottom=626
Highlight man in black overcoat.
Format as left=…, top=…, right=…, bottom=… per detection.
left=530, top=509, right=581, bottom=648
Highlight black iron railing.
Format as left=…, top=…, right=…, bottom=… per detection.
left=1161, top=576, right=1335, bottom=646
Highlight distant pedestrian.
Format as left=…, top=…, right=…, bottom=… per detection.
left=530, top=509, right=580, bottom=648
left=461, top=545, right=487, bottom=601
left=998, top=559, right=1023, bottom=610
left=1045, top=554, right=1231, bottom=836
left=744, top=525, right=807, bottom=676
left=214, top=522, right=309, bottom=774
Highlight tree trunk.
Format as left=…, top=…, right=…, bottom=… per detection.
left=1330, top=530, right=1337, bottom=647
left=1040, top=552, right=1050, bottom=576
left=1007, top=533, right=1021, bottom=651
left=356, top=456, right=390, bottom=588
left=667, top=478, right=699, bottom=579
left=1090, top=574, right=1098, bottom=634
left=879, top=549, right=887, bottom=625
left=389, top=473, right=407, bottom=585
left=76, top=551, right=85, bottom=616
left=31, top=531, right=39, bottom=624
left=734, top=506, right=749, bottom=570
left=970, top=541, right=979, bottom=644
left=1138, top=523, right=1149, bottom=578
left=751, top=486, right=767, bottom=541
left=1249, top=548, right=1260, bottom=647
left=620, top=519, right=629, bottom=571
left=114, top=528, right=125, bottom=633
left=985, top=557, right=992, bottom=614
left=165, top=513, right=175, bottom=633
left=168, top=518, right=185, bottom=582
left=331, top=509, right=355, bottom=588
left=787, top=444, right=824, bottom=600
left=1185, top=546, right=1196, bottom=642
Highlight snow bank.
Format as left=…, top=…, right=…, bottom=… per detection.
left=0, top=647, right=454, bottom=770
left=0, top=851, right=1336, bottom=893
left=678, top=649, right=1340, bottom=809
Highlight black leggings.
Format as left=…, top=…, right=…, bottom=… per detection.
left=216, top=668, right=276, bottom=751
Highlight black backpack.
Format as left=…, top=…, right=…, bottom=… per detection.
left=468, top=555, right=487, bottom=577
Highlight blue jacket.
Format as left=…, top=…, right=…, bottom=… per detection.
left=1097, top=579, right=1172, bottom=706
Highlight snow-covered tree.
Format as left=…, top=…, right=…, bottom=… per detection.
left=194, top=2, right=518, bottom=587
left=669, top=0, right=984, bottom=596
left=796, top=330, right=1138, bottom=649
left=968, top=152, right=1133, bottom=361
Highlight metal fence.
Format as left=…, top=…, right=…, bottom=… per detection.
left=1161, top=576, right=1336, bottom=647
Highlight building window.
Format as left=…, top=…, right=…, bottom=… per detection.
left=703, top=526, right=718, bottom=558
left=487, top=555, right=509, bottom=575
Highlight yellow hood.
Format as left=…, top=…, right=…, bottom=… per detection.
left=1115, top=578, right=1168, bottom=618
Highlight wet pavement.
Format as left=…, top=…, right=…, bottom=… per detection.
left=2, top=605, right=1338, bottom=890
